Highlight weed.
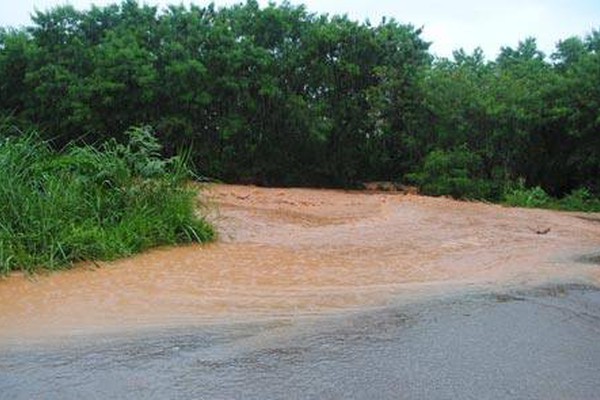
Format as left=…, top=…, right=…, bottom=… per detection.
left=0, top=126, right=214, bottom=273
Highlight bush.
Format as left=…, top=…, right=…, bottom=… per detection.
left=503, top=183, right=551, bottom=208
left=557, top=188, right=600, bottom=212
left=503, top=183, right=600, bottom=211
left=0, top=126, right=214, bottom=274
left=406, top=147, right=494, bottom=200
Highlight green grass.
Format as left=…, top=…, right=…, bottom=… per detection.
left=0, top=126, right=214, bottom=274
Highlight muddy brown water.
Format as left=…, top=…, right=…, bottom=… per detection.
left=1, top=184, right=599, bottom=342
left=2, top=185, right=600, bottom=399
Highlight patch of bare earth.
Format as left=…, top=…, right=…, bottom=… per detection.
left=1, top=184, right=599, bottom=341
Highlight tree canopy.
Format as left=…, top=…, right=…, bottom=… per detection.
left=1, top=0, right=598, bottom=197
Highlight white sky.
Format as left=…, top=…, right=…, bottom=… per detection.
left=1, top=0, right=599, bottom=59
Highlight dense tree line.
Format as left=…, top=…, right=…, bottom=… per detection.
left=0, top=0, right=598, bottom=198
left=418, top=37, right=600, bottom=198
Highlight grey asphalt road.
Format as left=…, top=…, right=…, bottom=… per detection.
left=1, top=284, right=599, bottom=400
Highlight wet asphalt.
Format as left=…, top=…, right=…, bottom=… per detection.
left=1, top=284, right=599, bottom=400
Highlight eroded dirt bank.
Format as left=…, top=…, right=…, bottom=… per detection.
left=0, top=185, right=599, bottom=342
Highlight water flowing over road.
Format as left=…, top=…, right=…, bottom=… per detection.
left=1, top=185, right=599, bottom=399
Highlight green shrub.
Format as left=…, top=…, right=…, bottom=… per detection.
left=406, top=147, right=494, bottom=200
left=0, top=126, right=214, bottom=274
left=503, top=183, right=600, bottom=211
left=503, top=183, right=551, bottom=208
left=557, top=188, right=600, bottom=212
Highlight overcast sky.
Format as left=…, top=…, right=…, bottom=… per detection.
left=1, top=0, right=599, bottom=59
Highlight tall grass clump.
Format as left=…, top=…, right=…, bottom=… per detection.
left=0, top=126, right=214, bottom=274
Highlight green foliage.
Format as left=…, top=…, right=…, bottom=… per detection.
left=503, top=184, right=600, bottom=212
left=407, top=147, right=494, bottom=199
left=0, top=126, right=214, bottom=274
left=0, top=1, right=598, bottom=205
left=503, top=183, right=551, bottom=208
left=0, top=0, right=430, bottom=186
left=556, top=188, right=600, bottom=212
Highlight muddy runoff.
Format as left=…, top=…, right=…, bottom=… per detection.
left=1, top=184, right=599, bottom=342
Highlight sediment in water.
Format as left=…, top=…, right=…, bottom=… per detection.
left=1, top=184, right=599, bottom=341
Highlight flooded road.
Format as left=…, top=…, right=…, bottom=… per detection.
left=1, top=185, right=599, bottom=398
left=2, top=285, right=599, bottom=399
left=1, top=185, right=599, bottom=340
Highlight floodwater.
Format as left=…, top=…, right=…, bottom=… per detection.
left=2, top=286, right=599, bottom=399
left=1, top=185, right=600, bottom=398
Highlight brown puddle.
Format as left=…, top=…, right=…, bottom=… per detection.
left=1, top=184, right=599, bottom=341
